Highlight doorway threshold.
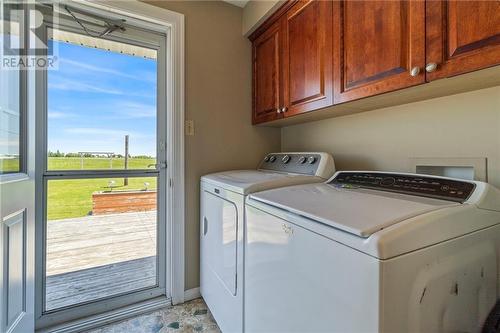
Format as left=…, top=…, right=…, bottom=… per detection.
left=37, top=296, right=171, bottom=333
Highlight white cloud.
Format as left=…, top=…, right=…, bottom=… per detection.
left=48, top=111, right=77, bottom=119
left=65, top=127, right=135, bottom=137
left=59, top=58, right=156, bottom=83
left=116, top=102, right=156, bottom=118
left=0, top=138, right=19, bottom=154
left=49, top=78, right=124, bottom=95
left=48, top=77, right=155, bottom=98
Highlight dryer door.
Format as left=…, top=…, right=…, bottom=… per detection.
left=201, top=190, right=238, bottom=295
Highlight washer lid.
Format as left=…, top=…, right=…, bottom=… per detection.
left=249, top=183, right=458, bottom=237
left=201, top=170, right=324, bottom=195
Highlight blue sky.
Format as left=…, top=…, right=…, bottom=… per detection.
left=48, top=41, right=157, bottom=157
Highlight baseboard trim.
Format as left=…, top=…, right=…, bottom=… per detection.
left=184, top=287, right=201, bottom=301
left=38, top=297, right=171, bottom=333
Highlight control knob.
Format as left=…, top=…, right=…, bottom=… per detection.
left=282, top=155, right=291, bottom=164
left=307, top=156, right=316, bottom=164
left=298, top=156, right=307, bottom=164
left=269, top=155, right=276, bottom=162
left=380, top=177, right=396, bottom=186
left=264, top=156, right=270, bottom=162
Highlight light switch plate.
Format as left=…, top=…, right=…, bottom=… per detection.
left=185, top=120, right=194, bottom=136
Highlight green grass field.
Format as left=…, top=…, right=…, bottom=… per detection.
left=0, top=158, right=20, bottom=173
left=46, top=157, right=157, bottom=220
left=48, top=157, right=156, bottom=170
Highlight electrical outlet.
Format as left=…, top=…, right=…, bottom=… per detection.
left=185, top=120, right=195, bottom=136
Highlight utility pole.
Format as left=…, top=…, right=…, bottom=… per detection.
left=124, top=135, right=129, bottom=186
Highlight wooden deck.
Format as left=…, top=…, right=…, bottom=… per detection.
left=46, top=211, right=157, bottom=310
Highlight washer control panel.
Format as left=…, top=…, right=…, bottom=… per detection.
left=259, top=153, right=322, bottom=175
left=329, top=172, right=476, bottom=203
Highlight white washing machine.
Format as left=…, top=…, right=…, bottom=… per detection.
left=245, top=171, right=500, bottom=333
left=200, top=152, right=335, bottom=333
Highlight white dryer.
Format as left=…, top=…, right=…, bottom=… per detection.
left=245, top=171, right=500, bottom=333
left=200, top=152, right=335, bottom=333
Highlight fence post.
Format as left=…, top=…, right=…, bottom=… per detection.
left=124, top=135, right=129, bottom=186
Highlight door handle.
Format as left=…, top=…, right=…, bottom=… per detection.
left=147, top=162, right=167, bottom=169
left=203, top=217, right=208, bottom=236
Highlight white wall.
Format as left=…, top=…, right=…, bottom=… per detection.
left=282, top=86, right=500, bottom=186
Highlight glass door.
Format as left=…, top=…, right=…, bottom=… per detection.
left=36, top=3, right=168, bottom=327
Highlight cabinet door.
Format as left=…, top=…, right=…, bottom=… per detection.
left=426, top=0, right=500, bottom=81
left=333, top=0, right=425, bottom=103
left=282, top=0, right=333, bottom=117
left=252, top=20, right=283, bottom=124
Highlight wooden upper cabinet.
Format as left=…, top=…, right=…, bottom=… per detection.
left=252, top=20, right=283, bottom=124
left=426, top=0, right=500, bottom=81
left=250, top=0, right=499, bottom=124
left=282, top=0, right=333, bottom=116
left=333, top=0, right=426, bottom=103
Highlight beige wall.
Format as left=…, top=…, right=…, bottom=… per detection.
left=283, top=86, right=500, bottom=186
left=147, top=1, right=281, bottom=290
left=242, top=0, right=282, bottom=36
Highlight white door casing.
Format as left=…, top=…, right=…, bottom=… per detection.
left=31, top=1, right=185, bottom=330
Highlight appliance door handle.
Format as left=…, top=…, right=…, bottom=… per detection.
left=203, top=217, right=208, bottom=236
left=147, top=162, right=167, bottom=170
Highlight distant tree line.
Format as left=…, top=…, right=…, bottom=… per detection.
left=47, top=151, right=154, bottom=159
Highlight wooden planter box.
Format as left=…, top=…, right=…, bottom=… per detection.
left=92, top=190, right=157, bottom=215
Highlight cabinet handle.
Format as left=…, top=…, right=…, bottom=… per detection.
left=276, top=108, right=281, bottom=114
left=410, top=66, right=421, bottom=77
left=425, top=63, right=438, bottom=73
left=281, top=107, right=288, bottom=113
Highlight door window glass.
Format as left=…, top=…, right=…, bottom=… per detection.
left=0, top=6, right=23, bottom=174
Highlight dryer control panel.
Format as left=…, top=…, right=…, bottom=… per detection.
left=259, top=153, right=334, bottom=178
left=329, top=172, right=476, bottom=203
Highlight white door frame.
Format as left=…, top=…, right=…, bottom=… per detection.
left=73, top=0, right=186, bottom=305
left=34, top=0, right=185, bottom=329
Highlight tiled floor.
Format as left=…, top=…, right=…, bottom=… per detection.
left=85, top=298, right=221, bottom=333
